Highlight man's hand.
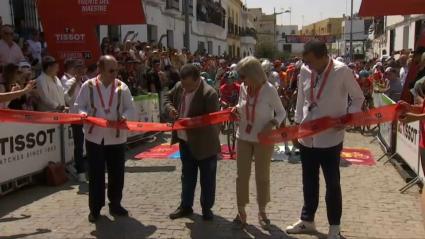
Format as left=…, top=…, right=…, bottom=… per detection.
left=169, top=107, right=179, bottom=120
left=11, top=84, right=22, bottom=92
left=292, top=139, right=301, bottom=149
left=23, top=80, right=36, bottom=93
left=230, top=107, right=239, bottom=119
left=80, top=113, right=88, bottom=119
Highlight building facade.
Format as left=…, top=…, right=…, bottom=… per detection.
left=1, top=0, right=257, bottom=57
left=338, top=17, right=373, bottom=58
left=248, top=8, right=275, bottom=47
left=275, top=25, right=301, bottom=55
left=299, top=18, right=343, bottom=36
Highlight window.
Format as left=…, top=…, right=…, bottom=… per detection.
left=237, top=47, right=240, bottom=58
left=208, top=41, right=213, bottom=54
left=291, top=30, right=296, bottom=35
left=198, top=41, right=206, bottom=54
left=283, top=44, right=292, bottom=53
left=167, top=30, right=174, bottom=49
left=166, top=0, right=180, bottom=10
left=218, top=45, right=221, bottom=55
left=147, top=25, right=158, bottom=43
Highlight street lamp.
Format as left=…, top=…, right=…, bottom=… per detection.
left=274, top=8, right=285, bottom=52
left=281, top=7, right=292, bottom=25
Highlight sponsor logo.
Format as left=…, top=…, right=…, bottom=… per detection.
left=78, top=0, right=110, bottom=13
left=0, top=129, right=56, bottom=156
left=55, top=28, right=86, bottom=43
left=398, top=122, right=418, bottom=144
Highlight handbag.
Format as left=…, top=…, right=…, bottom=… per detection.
left=45, top=161, right=68, bottom=186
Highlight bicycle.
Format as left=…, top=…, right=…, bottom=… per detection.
left=220, top=101, right=238, bottom=158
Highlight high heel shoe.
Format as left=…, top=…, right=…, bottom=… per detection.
left=258, top=212, right=271, bottom=230
left=233, top=211, right=247, bottom=229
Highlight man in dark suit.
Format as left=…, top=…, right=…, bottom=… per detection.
left=164, top=64, right=220, bottom=221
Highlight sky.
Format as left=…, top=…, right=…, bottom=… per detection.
left=245, top=0, right=362, bottom=29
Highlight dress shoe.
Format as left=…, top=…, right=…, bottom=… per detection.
left=109, top=204, right=129, bottom=217
left=169, top=206, right=193, bottom=220
left=88, top=212, right=100, bottom=223
left=202, top=209, right=214, bottom=221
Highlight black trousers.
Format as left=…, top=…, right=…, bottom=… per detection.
left=86, top=140, right=126, bottom=213
left=72, top=124, right=85, bottom=174
left=179, top=140, right=217, bottom=211
left=300, top=143, right=343, bottom=225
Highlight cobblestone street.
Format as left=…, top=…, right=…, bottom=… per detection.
left=0, top=132, right=424, bottom=239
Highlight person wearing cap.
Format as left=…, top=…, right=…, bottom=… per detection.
left=35, top=56, right=66, bottom=112
left=286, top=40, right=364, bottom=239
left=384, top=67, right=402, bottom=102
left=62, top=59, right=88, bottom=183
left=75, top=55, right=136, bottom=223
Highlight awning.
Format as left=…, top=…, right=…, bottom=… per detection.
left=359, top=0, right=425, bottom=16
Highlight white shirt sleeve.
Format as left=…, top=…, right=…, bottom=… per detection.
left=269, top=86, right=286, bottom=124
left=343, top=68, right=365, bottom=113
left=295, top=71, right=305, bottom=124
left=121, top=84, right=136, bottom=120
left=74, top=82, right=89, bottom=115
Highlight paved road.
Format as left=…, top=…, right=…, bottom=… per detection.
left=0, top=132, right=424, bottom=239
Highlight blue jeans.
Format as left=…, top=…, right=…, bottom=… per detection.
left=179, top=140, right=217, bottom=211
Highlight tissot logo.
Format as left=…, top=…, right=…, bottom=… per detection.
left=0, top=129, right=56, bottom=156
left=55, top=28, right=86, bottom=43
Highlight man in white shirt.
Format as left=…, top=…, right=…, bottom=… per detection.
left=75, top=55, right=135, bottom=223
left=0, top=25, right=25, bottom=84
left=286, top=40, right=364, bottom=239
left=62, top=59, right=87, bottom=182
left=35, top=56, right=66, bottom=112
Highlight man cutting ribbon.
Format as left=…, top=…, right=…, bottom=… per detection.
left=75, top=55, right=136, bottom=223
left=286, top=40, right=364, bottom=239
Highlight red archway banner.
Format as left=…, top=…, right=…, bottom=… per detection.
left=359, top=0, right=425, bottom=16
left=36, top=0, right=146, bottom=65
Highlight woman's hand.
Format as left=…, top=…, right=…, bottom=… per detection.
left=399, top=112, right=422, bottom=124
left=23, top=80, right=36, bottom=93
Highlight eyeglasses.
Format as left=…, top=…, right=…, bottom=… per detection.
left=108, top=69, right=118, bottom=74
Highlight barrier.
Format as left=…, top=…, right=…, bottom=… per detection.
left=129, top=94, right=160, bottom=139
left=373, top=93, right=396, bottom=152
left=0, top=123, right=62, bottom=184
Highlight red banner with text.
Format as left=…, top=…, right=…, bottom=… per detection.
left=36, top=0, right=146, bottom=65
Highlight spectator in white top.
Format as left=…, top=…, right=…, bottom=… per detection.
left=62, top=59, right=87, bottom=182
left=0, top=25, right=25, bottom=67
left=286, top=40, right=364, bottom=239
left=26, top=30, right=43, bottom=67
left=399, top=54, right=409, bottom=86
left=233, top=56, right=286, bottom=229
left=75, top=55, right=135, bottom=223
left=35, top=56, right=66, bottom=112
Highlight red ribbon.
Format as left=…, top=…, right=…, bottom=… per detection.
left=0, top=104, right=404, bottom=144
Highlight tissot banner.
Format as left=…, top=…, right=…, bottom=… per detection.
left=37, top=0, right=146, bottom=65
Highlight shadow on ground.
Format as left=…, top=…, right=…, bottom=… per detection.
left=185, top=213, right=301, bottom=239
left=90, top=215, right=157, bottom=239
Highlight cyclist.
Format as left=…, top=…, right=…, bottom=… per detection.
left=220, top=71, right=240, bottom=109
left=262, top=60, right=280, bottom=88
left=357, top=70, right=374, bottom=110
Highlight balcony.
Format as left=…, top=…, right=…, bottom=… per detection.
left=240, top=27, right=257, bottom=45
left=166, top=0, right=180, bottom=10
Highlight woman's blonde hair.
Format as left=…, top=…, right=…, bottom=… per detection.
left=237, top=56, right=268, bottom=85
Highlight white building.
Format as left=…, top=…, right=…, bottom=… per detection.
left=368, top=15, right=425, bottom=59
left=275, top=25, right=301, bottom=55
left=115, top=0, right=228, bottom=55
left=338, top=17, right=371, bottom=57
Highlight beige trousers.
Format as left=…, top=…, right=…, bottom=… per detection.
left=236, top=139, right=274, bottom=212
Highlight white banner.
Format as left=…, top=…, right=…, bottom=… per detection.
left=129, top=94, right=160, bottom=138
left=373, top=93, right=395, bottom=150
left=0, top=123, right=62, bottom=184
left=396, top=121, right=423, bottom=180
